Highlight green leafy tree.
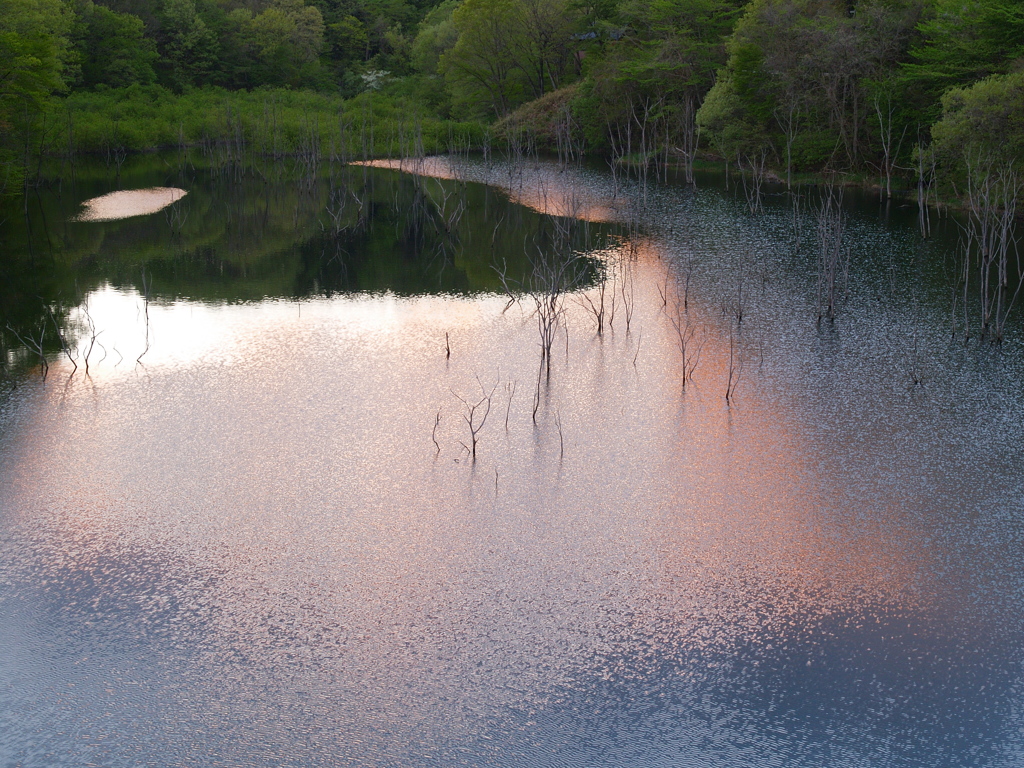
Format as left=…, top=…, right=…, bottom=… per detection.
left=700, top=0, right=922, bottom=175
left=440, top=0, right=528, bottom=117
left=158, top=0, right=218, bottom=90
left=441, top=0, right=579, bottom=118
left=931, top=70, right=1024, bottom=174
left=232, top=0, right=325, bottom=87
left=411, top=0, right=458, bottom=75
left=0, top=0, right=73, bottom=194
left=576, top=0, right=742, bottom=180
left=903, top=0, right=1024, bottom=119
left=73, top=2, right=158, bottom=88
left=325, top=13, right=369, bottom=68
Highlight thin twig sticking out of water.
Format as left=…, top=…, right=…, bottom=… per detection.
left=555, top=410, right=564, bottom=459
left=725, top=323, right=743, bottom=403
left=620, top=259, right=635, bottom=334
left=532, top=359, right=542, bottom=424
left=80, top=299, right=105, bottom=376
left=46, top=303, right=77, bottom=375
left=137, top=267, right=151, bottom=365
left=505, top=380, right=517, bottom=430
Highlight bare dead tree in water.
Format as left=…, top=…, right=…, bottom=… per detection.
left=428, top=180, right=466, bottom=234
left=657, top=251, right=695, bottom=313
left=916, top=134, right=935, bottom=239
left=774, top=100, right=801, bottom=190
left=502, top=119, right=529, bottom=193
left=555, top=104, right=585, bottom=170
left=676, top=95, right=701, bottom=185
left=631, top=97, right=661, bottom=204
left=531, top=247, right=582, bottom=377
left=513, top=247, right=585, bottom=423
left=668, top=294, right=705, bottom=389
left=452, top=377, right=498, bottom=460
left=322, top=183, right=349, bottom=235
left=732, top=266, right=746, bottom=326
left=789, top=184, right=806, bottom=255
left=957, top=153, right=1022, bottom=344
left=577, top=258, right=611, bottom=335
left=874, top=94, right=908, bottom=200
left=46, top=302, right=77, bottom=374
left=815, top=181, right=850, bottom=322
left=608, top=97, right=663, bottom=201
left=495, top=227, right=586, bottom=380
left=494, top=257, right=522, bottom=313
left=79, top=299, right=105, bottom=376
left=739, top=149, right=769, bottom=214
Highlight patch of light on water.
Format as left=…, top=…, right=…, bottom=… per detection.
left=357, top=157, right=625, bottom=223
left=66, top=285, right=508, bottom=382
left=74, top=187, right=187, bottom=222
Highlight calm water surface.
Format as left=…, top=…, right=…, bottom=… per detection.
left=1, top=155, right=1022, bottom=767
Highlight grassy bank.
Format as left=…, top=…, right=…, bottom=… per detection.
left=44, top=82, right=485, bottom=160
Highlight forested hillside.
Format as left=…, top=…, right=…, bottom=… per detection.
left=1, top=0, right=1022, bottom=200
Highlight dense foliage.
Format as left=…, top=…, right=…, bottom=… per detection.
left=0, top=0, right=1022, bottom=197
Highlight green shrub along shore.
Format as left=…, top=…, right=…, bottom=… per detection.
left=55, top=82, right=484, bottom=159
left=1, top=0, right=1022, bottom=203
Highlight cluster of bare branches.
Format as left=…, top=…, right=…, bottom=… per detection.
left=528, top=246, right=585, bottom=379
left=502, top=120, right=539, bottom=194
left=608, top=97, right=662, bottom=196
left=576, top=257, right=614, bottom=336
left=575, top=244, right=641, bottom=337
left=428, top=178, right=467, bottom=234
left=607, top=95, right=700, bottom=191
left=873, top=94, right=908, bottom=201
left=5, top=318, right=51, bottom=380
left=739, top=149, right=770, bottom=214
left=815, top=181, right=850, bottom=322
left=452, top=377, right=498, bottom=460
left=554, top=104, right=585, bottom=171
left=3, top=295, right=112, bottom=380
left=953, top=154, right=1022, bottom=344
left=668, top=293, right=705, bottom=390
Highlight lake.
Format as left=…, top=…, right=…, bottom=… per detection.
left=1, top=152, right=1022, bottom=767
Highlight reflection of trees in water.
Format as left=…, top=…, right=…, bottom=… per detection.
left=0, top=156, right=613, bottom=376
